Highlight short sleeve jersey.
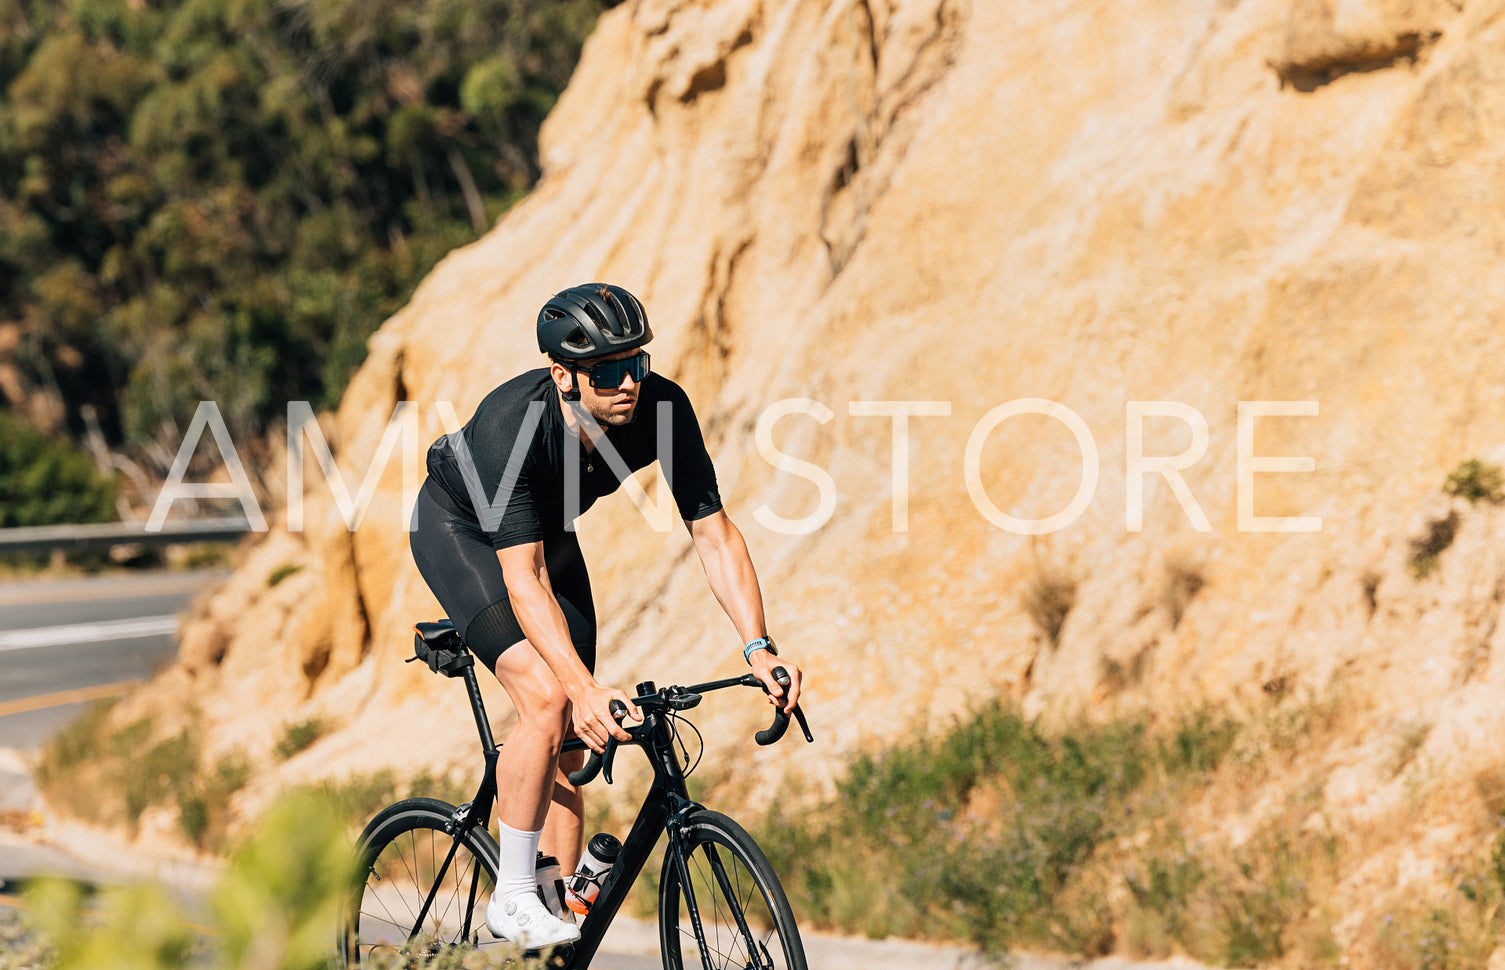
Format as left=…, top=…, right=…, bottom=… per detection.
left=424, top=369, right=722, bottom=549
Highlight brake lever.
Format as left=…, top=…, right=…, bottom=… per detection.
left=792, top=704, right=813, bottom=743
left=602, top=739, right=618, bottom=784
left=602, top=698, right=628, bottom=785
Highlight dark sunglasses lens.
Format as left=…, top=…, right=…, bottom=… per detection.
left=589, top=353, right=650, bottom=388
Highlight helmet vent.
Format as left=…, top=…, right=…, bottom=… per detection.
left=603, top=289, right=630, bottom=332
left=581, top=299, right=611, bottom=334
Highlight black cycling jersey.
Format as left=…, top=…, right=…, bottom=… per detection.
left=410, top=368, right=722, bottom=671
left=424, top=369, right=722, bottom=547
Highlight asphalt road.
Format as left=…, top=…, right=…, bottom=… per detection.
left=0, top=571, right=220, bottom=749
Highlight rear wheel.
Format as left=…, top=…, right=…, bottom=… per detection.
left=658, top=810, right=807, bottom=970
left=339, top=798, right=504, bottom=968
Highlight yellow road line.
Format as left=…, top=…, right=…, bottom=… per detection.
left=0, top=681, right=140, bottom=718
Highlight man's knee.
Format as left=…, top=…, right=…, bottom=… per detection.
left=519, top=678, right=570, bottom=726
left=497, top=649, right=571, bottom=726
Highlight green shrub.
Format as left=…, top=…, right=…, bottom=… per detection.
left=178, top=750, right=252, bottom=849
left=274, top=717, right=327, bottom=760
left=1409, top=511, right=1459, bottom=579
left=0, top=410, right=116, bottom=528
left=177, top=543, right=235, bottom=571
left=1122, top=838, right=1206, bottom=956
left=35, top=700, right=119, bottom=786
left=1445, top=458, right=1505, bottom=504
left=37, top=706, right=250, bottom=849
left=758, top=701, right=1244, bottom=957
left=124, top=730, right=196, bottom=826
left=266, top=562, right=303, bottom=587
left=307, top=770, right=403, bottom=829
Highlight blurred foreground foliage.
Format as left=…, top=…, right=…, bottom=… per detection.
left=7, top=790, right=544, bottom=970
left=0, top=0, right=604, bottom=478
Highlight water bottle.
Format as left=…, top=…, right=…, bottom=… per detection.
left=566, top=832, right=621, bottom=915
left=535, top=852, right=573, bottom=922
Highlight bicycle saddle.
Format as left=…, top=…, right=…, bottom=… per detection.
left=413, top=618, right=464, bottom=647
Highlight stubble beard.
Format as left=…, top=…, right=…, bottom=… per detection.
left=587, top=397, right=637, bottom=428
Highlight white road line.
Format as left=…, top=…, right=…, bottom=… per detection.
left=0, top=615, right=179, bottom=651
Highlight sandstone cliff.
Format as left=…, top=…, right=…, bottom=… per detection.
left=121, top=0, right=1505, bottom=951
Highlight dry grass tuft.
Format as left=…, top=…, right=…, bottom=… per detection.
left=1023, top=567, right=1076, bottom=647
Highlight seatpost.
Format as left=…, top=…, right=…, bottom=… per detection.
left=462, top=663, right=497, bottom=753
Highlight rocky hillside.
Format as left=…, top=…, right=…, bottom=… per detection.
left=117, top=0, right=1505, bottom=945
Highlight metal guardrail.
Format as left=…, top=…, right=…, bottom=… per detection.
left=0, top=517, right=252, bottom=554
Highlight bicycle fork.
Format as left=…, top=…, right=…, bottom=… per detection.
left=406, top=804, right=488, bottom=945
left=666, top=815, right=774, bottom=970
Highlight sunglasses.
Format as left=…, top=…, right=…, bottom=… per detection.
left=579, top=352, right=650, bottom=389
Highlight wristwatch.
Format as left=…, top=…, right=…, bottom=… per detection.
left=743, top=636, right=778, bottom=665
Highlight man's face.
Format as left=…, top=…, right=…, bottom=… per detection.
left=554, top=349, right=645, bottom=427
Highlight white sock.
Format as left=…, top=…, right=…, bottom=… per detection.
left=495, top=820, right=542, bottom=902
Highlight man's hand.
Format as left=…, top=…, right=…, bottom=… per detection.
left=570, top=681, right=641, bottom=753
left=749, top=649, right=802, bottom=714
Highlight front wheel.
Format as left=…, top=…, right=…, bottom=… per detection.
left=338, top=797, right=504, bottom=968
left=658, top=810, right=807, bottom=970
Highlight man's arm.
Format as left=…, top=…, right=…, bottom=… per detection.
left=497, top=542, right=639, bottom=751
left=688, top=510, right=803, bottom=712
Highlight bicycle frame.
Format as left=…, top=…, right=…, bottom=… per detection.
left=429, top=663, right=743, bottom=970
left=560, top=685, right=695, bottom=969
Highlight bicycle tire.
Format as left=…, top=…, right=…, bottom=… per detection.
left=338, top=797, right=504, bottom=968
left=657, top=809, right=807, bottom=970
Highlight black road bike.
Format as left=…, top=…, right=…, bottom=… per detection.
left=337, top=619, right=814, bottom=969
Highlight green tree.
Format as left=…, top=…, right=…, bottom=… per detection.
left=0, top=0, right=605, bottom=482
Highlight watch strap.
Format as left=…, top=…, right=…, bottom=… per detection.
left=743, top=637, right=777, bottom=664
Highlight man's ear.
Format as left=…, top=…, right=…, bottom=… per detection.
left=551, top=360, right=582, bottom=401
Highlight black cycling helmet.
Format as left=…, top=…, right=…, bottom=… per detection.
left=537, top=283, right=653, bottom=361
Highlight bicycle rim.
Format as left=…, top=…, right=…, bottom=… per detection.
left=340, top=798, right=504, bottom=968
left=658, top=810, right=807, bottom=970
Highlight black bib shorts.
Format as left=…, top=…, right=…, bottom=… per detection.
left=410, top=480, right=596, bottom=674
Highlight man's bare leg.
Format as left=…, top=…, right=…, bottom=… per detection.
left=480, top=639, right=581, bottom=944
left=542, top=749, right=586, bottom=874
left=491, top=640, right=569, bottom=885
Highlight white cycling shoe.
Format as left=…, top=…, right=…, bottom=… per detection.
left=486, top=891, right=581, bottom=949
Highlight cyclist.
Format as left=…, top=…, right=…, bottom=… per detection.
left=409, top=282, right=803, bottom=948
